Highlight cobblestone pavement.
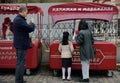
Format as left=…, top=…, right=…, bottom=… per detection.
left=0, top=65, right=120, bottom=83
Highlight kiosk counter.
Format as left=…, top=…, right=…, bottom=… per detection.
left=50, top=41, right=116, bottom=70
left=0, top=40, right=41, bottom=69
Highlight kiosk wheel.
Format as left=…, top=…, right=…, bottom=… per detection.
left=107, top=70, right=113, bottom=77
left=53, top=70, right=58, bottom=76
left=26, top=69, right=31, bottom=75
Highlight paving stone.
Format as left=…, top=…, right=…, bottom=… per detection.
left=0, top=66, right=120, bottom=83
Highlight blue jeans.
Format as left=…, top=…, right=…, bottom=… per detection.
left=15, top=49, right=27, bottom=83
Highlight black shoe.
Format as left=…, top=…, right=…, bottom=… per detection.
left=79, top=79, right=89, bottom=82
left=62, top=79, right=66, bottom=81
left=23, top=80, right=27, bottom=83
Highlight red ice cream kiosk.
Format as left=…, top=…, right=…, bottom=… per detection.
left=48, top=2, right=118, bottom=76
left=0, top=5, right=44, bottom=74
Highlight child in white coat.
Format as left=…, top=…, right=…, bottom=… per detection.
left=58, top=31, right=74, bottom=81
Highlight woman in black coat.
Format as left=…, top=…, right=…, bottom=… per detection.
left=75, top=20, right=95, bottom=82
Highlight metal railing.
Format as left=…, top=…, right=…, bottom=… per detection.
left=41, top=20, right=119, bottom=50
left=1, top=20, right=117, bottom=49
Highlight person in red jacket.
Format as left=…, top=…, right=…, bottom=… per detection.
left=2, top=17, right=13, bottom=39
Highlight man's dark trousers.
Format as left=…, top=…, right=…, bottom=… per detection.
left=15, top=49, right=27, bottom=83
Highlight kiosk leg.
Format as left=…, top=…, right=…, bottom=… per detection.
left=26, top=69, right=31, bottom=75
left=107, top=70, right=113, bottom=77
left=53, top=70, right=58, bottom=76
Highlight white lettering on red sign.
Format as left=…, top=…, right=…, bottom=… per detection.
left=72, top=57, right=101, bottom=63
left=0, top=47, right=12, bottom=50
left=0, top=52, right=16, bottom=55
left=0, top=55, right=16, bottom=60
left=0, top=6, right=19, bottom=11
left=52, top=7, right=113, bottom=12
left=72, top=48, right=105, bottom=64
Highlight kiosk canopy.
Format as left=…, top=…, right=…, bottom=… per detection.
left=48, top=2, right=118, bottom=24
left=0, top=4, right=44, bottom=15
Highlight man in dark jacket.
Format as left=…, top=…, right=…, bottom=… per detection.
left=13, top=5, right=35, bottom=83
left=75, top=20, right=94, bottom=82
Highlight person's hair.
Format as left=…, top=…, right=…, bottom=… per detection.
left=78, top=20, right=88, bottom=31
left=62, top=31, right=69, bottom=45
left=18, top=5, right=27, bottom=13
